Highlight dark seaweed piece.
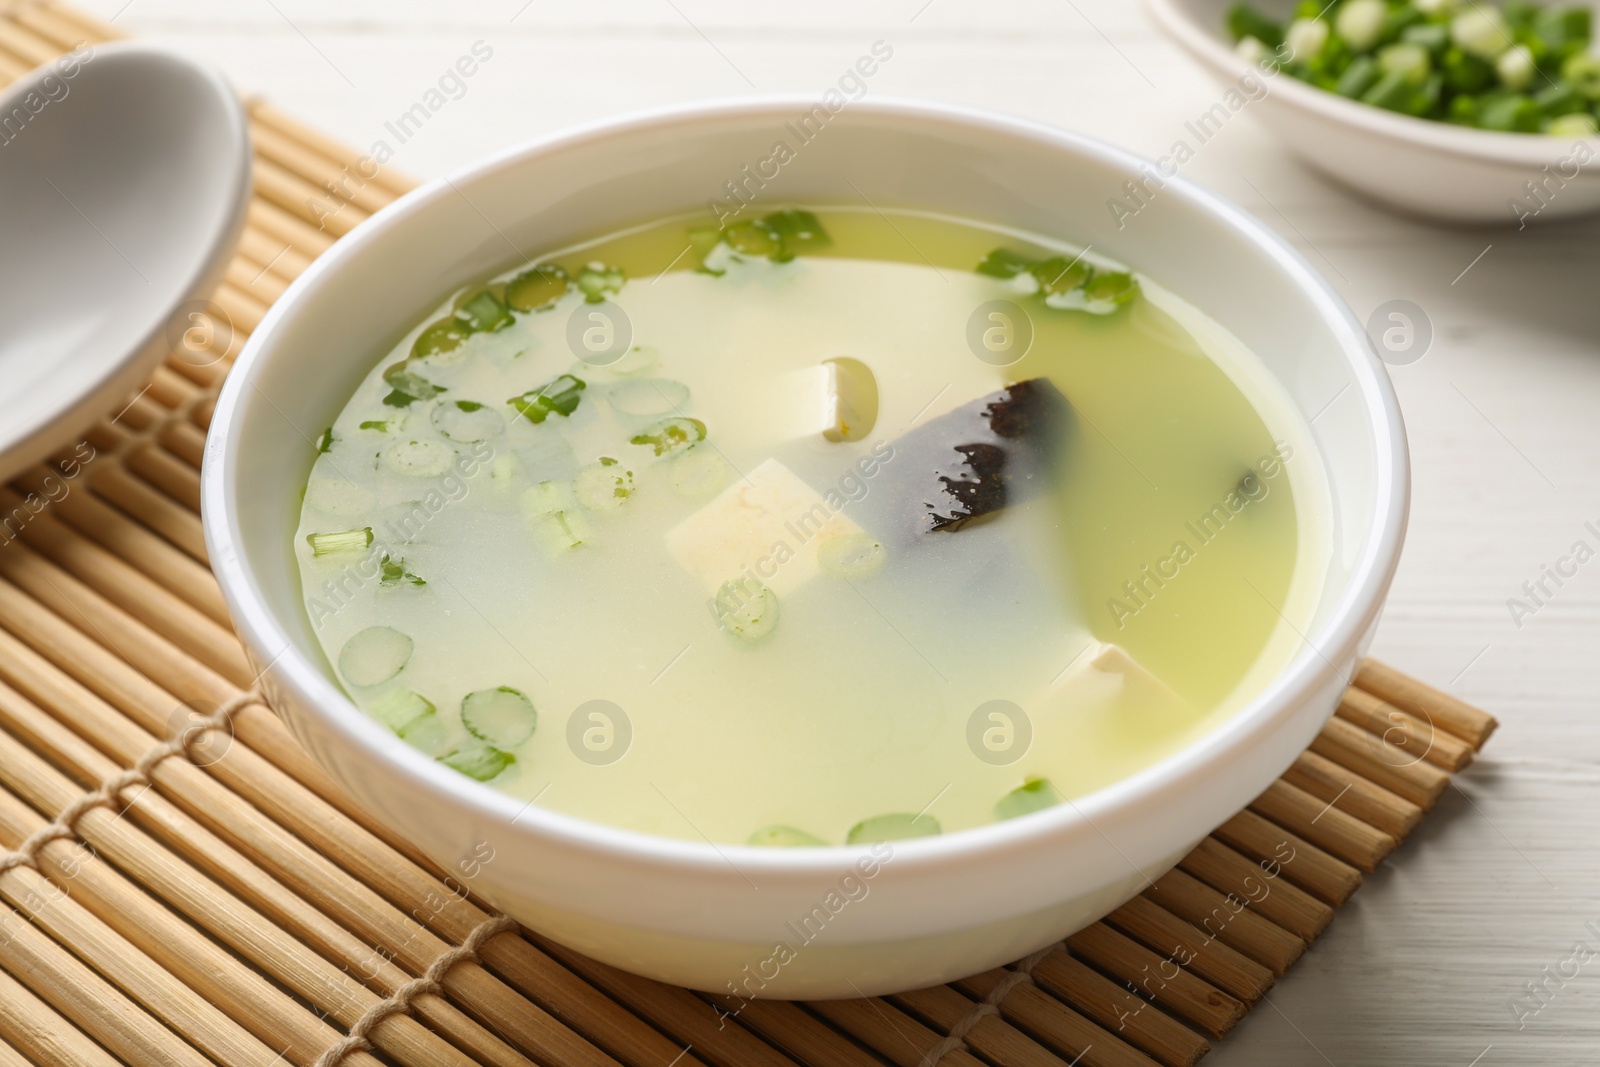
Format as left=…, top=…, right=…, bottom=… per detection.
left=929, top=443, right=1007, bottom=531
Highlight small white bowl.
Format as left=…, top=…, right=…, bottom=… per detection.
left=0, top=42, right=249, bottom=482
left=202, top=98, right=1408, bottom=998
left=1147, top=0, right=1600, bottom=224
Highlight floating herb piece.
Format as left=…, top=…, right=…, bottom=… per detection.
left=994, top=777, right=1062, bottom=821
left=338, top=626, right=413, bottom=687
left=378, top=553, right=426, bottom=587
left=508, top=374, right=586, bottom=424
left=761, top=209, right=831, bottom=258
left=748, top=825, right=828, bottom=847
left=505, top=264, right=571, bottom=311
left=411, top=318, right=472, bottom=360
left=382, top=363, right=447, bottom=408
left=629, top=416, right=706, bottom=457
left=306, top=528, right=373, bottom=558
left=461, top=686, right=537, bottom=748
left=975, top=248, right=1037, bottom=279
left=457, top=289, right=514, bottom=333
left=315, top=427, right=336, bottom=454
left=359, top=419, right=398, bottom=432
left=575, top=262, right=625, bottom=303
left=1081, top=271, right=1140, bottom=315
left=431, top=398, right=505, bottom=441
left=846, top=813, right=941, bottom=844
left=714, top=578, right=778, bottom=641
left=438, top=743, right=515, bottom=781
left=574, top=460, right=635, bottom=510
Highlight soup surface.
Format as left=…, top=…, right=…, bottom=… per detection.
left=294, top=207, right=1329, bottom=845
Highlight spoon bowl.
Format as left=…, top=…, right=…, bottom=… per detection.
left=0, top=40, right=250, bottom=484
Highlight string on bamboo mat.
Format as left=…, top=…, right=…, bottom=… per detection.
left=312, top=912, right=519, bottom=1067
left=923, top=938, right=1065, bottom=1066
left=0, top=689, right=258, bottom=876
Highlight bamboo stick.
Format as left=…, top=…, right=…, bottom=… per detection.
left=1249, top=778, right=1398, bottom=873
left=253, top=158, right=367, bottom=239
left=163, top=349, right=229, bottom=389
left=0, top=893, right=218, bottom=1067
left=0, top=494, right=244, bottom=683
left=0, top=18, right=62, bottom=66
left=1103, top=895, right=1274, bottom=1006
left=0, top=42, right=29, bottom=81
left=1026, top=951, right=1208, bottom=1067
left=1210, top=809, right=1363, bottom=909
left=701, top=996, right=881, bottom=1067
left=251, top=120, right=396, bottom=217
left=215, top=280, right=269, bottom=335
left=954, top=969, right=1159, bottom=1067
left=248, top=198, right=337, bottom=258
left=88, top=463, right=212, bottom=566
left=0, top=801, right=290, bottom=1067
left=146, top=363, right=201, bottom=410
left=225, top=249, right=292, bottom=305
left=805, top=996, right=988, bottom=1067
left=237, top=226, right=316, bottom=286
left=0, top=729, right=491, bottom=1067
left=1310, top=716, right=1450, bottom=810
left=1178, top=838, right=1332, bottom=943
left=123, top=440, right=201, bottom=509
left=251, top=100, right=417, bottom=199
left=1140, top=869, right=1304, bottom=976
left=0, top=586, right=688, bottom=1067
left=158, top=418, right=208, bottom=470
left=0, top=950, right=126, bottom=1067
left=1337, top=686, right=1476, bottom=773
left=28, top=2, right=123, bottom=45
left=894, top=981, right=1092, bottom=1067
left=1280, top=750, right=1423, bottom=841
left=17, top=463, right=222, bottom=614
left=1065, top=923, right=1246, bottom=1040
left=533, top=936, right=793, bottom=1067
left=1355, top=659, right=1498, bottom=748
left=0, top=1036, right=36, bottom=1067
left=0, top=668, right=545, bottom=1067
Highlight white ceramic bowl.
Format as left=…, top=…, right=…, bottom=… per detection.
left=0, top=41, right=250, bottom=483
left=1147, top=0, right=1600, bottom=223
left=203, top=98, right=1408, bottom=999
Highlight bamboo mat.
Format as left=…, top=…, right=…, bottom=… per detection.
left=0, top=5, right=1501, bottom=1066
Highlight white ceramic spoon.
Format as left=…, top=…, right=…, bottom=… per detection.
left=0, top=40, right=250, bottom=487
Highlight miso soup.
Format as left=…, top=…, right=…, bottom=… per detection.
left=294, top=208, right=1330, bottom=845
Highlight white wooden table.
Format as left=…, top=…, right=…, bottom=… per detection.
left=80, top=1, right=1600, bottom=1062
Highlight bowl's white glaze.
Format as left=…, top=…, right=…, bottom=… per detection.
left=201, top=98, right=1408, bottom=998
left=0, top=41, right=250, bottom=484
left=1147, top=0, right=1600, bottom=224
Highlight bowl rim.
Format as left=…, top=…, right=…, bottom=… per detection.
left=203, top=94, right=1410, bottom=882
left=1145, top=0, right=1600, bottom=169
left=2, top=40, right=251, bottom=480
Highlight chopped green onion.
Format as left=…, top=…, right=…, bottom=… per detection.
left=1335, top=0, right=1388, bottom=52
left=1337, top=55, right=1381, bottom=97
left=315, top=427, right=335, bottom=454
left=714, top=578, right=778, bottom=641
left=1378, top=42, right=1433, bottom=86
left=994, top=777, right=1063, bottom=821
left=669, top=447, right=731, bottom=499
left=306, top=528, right=373, bottom=558
left=438, top=743, right=515, bottom=781
left=575, top=262, right=625, bottom=303
left=359, top=419, right=398, bottom=432
left=1031, top=256, right=1092, bottom=296
left=687, top=226, right=723, bottom=258
left=521, top=481, right=591, bottom=551
left=846, top=813, right=941, bottom=844
left=430, top=398, right=505, bottom=442
left=1400, top=22, right=1450, bottom=56
left=748, top=825, right=828, bottom=847
left=508, top=374, right=586, bottom=424
left=461, top=686, right=537, bottom=747
left=338, top=626, right=413, bottom=687
left=369, top=688, right=435, bottom=732
left=1561, top=52, right=1600, bottom=98
left=761, top=209, right=832, bottom=259
left=1479, top=92, right=1542, bottom=131
left=1546, top=110, right=1598, bottom=136
left=1442, top=46, right=1496, bottom=92
left=608, top=345, right=660, bottom=377
left=530, top=512, right=590, bottom=552
left=411, top=318, right=472, bottom=360
left=574, top=459, right=635, bottom=510
left=1285, top=16, right=1331, bottom=60
left=724, top=220, right=782, bottom=257
left=817, top=532, right=887, bottom=580
left=505, top=264, right=571, bottom=311
left=1226, top=3, right=1285, bottom=48
left=975, top=248, right=1036, bottom=279
left=1495, top=43, right=1535, bottom=89
left=630, top=416, right=707, bottom=457
left=1452, top=6, right=1512, bottom=60
left=384, top=439, right=453, bottom=478
left=607, top=378, right=691, bottom=417
left=456, top=289, right=514, bottom=333
left=1081, top=271, right=1141, bottom=315
left=382, top=363, right=447, bottom=408
left=378, top=553, right=426, bottom=587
